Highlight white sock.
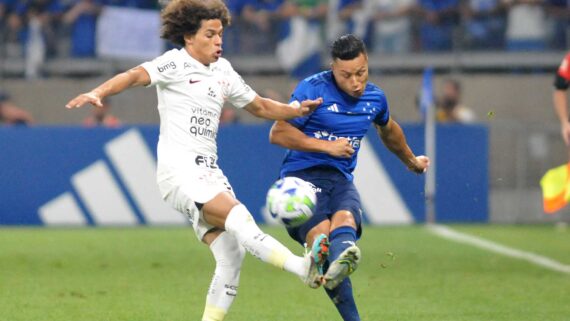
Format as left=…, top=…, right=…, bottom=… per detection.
left=202, top=232, right=245, bottom=321
left=224, top=204, right=307, bottom=277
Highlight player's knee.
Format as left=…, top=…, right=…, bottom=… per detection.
left=331, top=210, right=357, bottom=227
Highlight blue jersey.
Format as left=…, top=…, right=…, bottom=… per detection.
left=280, top=70, right=390, bottom=180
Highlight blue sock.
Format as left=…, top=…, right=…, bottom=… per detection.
left=325, top=278, right=359, bottom=321
left=328, top=226, right=357, bottom=261
left=324, top=226, right=360, bottom=321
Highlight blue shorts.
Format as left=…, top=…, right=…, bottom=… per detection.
left=283, top=166, right=363, bottom=246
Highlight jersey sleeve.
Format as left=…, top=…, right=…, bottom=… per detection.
left=226, top=67, right=257, bottom=109
left=287, top=80, right=315, bottom=128
left=373, top=92, right=391, bottom=126
left=555, top=53, right=570, bottom=90
left=140, top=51, right=180, bottom=87
left=140, top=49, right=184, bottom=87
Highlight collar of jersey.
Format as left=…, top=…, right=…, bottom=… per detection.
left=181, top=48, right=216, bottom=72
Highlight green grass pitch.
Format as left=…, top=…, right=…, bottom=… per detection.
left=1, top=225, right=569, bottom=321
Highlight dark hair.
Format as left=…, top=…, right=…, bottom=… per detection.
left=331, top=34, right=367, bottom=61
left=161, top=0, right=231, bottom=46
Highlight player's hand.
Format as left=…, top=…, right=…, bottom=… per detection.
left=65, top=92, right=103, bottom=109
left=326, top=138, right=355, bottom=158
left=408, top=155, right=430, bottom=174
left=298, top=98, right=323, bottom=116
left=561, top=122, right=570, bottom=146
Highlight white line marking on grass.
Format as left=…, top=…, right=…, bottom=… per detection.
left=428, top=225, right=570, bottom=274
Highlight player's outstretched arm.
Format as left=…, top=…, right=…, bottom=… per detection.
left=269, top=120, right=354, bottom=158
left=65, top=66, right=151, bottom=109
left=376, top=118, right=429, bottom=174
left=244, top=96, right=322, bottom=120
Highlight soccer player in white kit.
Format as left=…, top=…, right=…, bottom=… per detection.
left=65, top=1, right=328, bottom=320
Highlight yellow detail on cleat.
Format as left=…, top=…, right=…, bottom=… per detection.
left=202, top=305, right=227, bottom=321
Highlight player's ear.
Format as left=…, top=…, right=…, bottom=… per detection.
left=183, top=33, right=194, bottom=45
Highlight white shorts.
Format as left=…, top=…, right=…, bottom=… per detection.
left=157, top=162, right=235, bottom=241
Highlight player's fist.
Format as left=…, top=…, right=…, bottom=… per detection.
left=327, top=138, right=355, bottom=158
left=408, top=155, right=430, bottom=174
left=298, top=97, right=323, bottom=116
left=65, top=92, right=103, bottom=109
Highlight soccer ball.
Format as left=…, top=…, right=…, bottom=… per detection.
left=266, top=177, right=317, bottom=227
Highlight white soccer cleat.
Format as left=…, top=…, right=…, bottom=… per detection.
left=301, top=234, right=329, bottom=289
left=323, top=245, right=361, bottom=290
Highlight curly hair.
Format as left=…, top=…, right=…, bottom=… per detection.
left=161, top=0, right=231, bottom=46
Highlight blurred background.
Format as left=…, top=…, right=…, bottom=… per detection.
left=1, top=0, right=570, bottom=226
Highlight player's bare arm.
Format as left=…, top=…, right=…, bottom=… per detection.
left=65, top=66, right=151, bottom=109
left=244, top=96, right=323, bottom=120
left=376, top=118, right=429, bottom=174
left=553, top=89, right=570, bottom=146
left=269, top=120, right=354, bottom=158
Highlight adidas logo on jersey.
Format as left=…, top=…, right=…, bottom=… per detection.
left=327, top=104, right=339, bottom=113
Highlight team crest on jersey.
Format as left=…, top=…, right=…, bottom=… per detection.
left=208, top=87, right=217, bottom=98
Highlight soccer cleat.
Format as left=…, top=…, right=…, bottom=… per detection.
left=323, top=245, right=361, bottom=290
left=311, top=233, right=330, bottom=274
left=302, top=233, right=330, bottom=289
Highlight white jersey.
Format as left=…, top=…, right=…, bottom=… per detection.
left=141, top=48, right=257, bottom=170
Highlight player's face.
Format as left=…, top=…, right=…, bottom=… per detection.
left=331, top=52, right=368, bottom=98
left=185, top=19, right=224, bottom=66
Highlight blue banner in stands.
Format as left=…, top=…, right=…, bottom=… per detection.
left=0, top=124, right=487, bottom=226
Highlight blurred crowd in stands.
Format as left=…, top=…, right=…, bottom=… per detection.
left=0, top=0, right=566, bottom=125
left=0, top=0, right=568, bottom=62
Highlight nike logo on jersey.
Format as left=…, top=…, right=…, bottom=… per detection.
left=189, top=79, right=201, bottom=84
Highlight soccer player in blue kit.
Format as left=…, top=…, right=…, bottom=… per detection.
left=269, top=34, right=430, bottom=321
